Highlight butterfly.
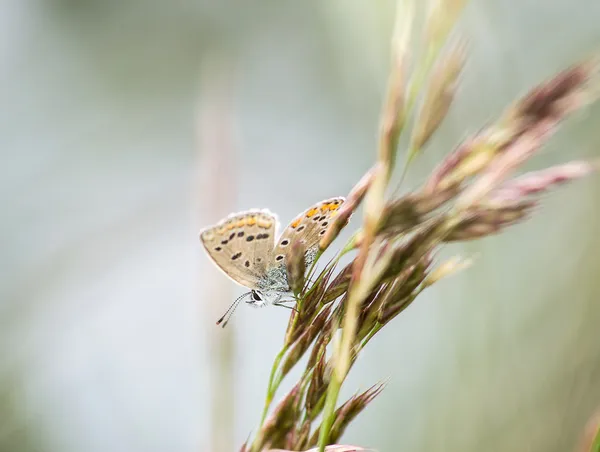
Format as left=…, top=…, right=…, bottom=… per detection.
left=199, top=197, right=345, bottom=327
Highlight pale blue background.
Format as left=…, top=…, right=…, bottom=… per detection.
left=2, top=1, right=600, bottom=451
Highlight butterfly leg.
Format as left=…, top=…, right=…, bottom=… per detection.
left=274, top=300, right=299, bottom=313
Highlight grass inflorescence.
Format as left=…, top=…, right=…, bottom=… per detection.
left=241, top=1, right=600, bottom=451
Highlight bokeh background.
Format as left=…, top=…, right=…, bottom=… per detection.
left=2, top=0, right=600, bottom=451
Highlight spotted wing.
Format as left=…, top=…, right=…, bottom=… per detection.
left=271, top=197, right=345, bottom=268
left=199, top=209, right=278, bottom=288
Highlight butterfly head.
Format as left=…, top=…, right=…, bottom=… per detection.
left=247, top=289, right=284, bottom=308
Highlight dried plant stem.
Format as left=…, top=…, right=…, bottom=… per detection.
left=318, top=0, right=416, bottom=448
left=198, top=58, right=236, bottom=452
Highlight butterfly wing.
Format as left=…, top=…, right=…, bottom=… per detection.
left=271, top=197, right=345, bottom=267
left=200, top=209, right=278, bottom=288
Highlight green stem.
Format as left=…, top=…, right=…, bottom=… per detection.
left=251, top=346, right=288, bottom=451
left=359, top=323, right=383, bottom=350
left=592, top=422, right=600, bottom=452
left=317, top=374, right=342, bottom=452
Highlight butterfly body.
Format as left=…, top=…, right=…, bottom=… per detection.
left=199, top=197, right=345, bottom=325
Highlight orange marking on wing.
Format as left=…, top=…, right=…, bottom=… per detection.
left=236, top=220, right=245, bottom=228
left=257, top=218, right=272, bottom=228
left=291, top=218, right=301, bottom=228
left=247, top=216, right=257, bottom=226
left=306, top=208, right=319, bottom=218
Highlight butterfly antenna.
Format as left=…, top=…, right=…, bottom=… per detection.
left=216, top=292, right=249, bottom=327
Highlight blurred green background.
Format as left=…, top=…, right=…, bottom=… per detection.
left=2, top=0, right=600, bottom=451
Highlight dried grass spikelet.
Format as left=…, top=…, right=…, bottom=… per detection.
left=425, top=59, right=598, bottom=204
left=267, top=446, right=372, bottom=452
left=380, top=218, right=446, bottom=281
left=377, top=187, right=460, bottom=236
left=378, top=255, right=432, bottom=324
left=258, top=383, right=303, bottom=450
left=285, top=265, right=336, bottom=346
left=286, top=239, right=306, bottom=297
left=377, top=0, right=414, bottom=174
left=425, top=0, right=468, bottom=50
left=281, top=305, right=333, bottom=376
left=446, top=200, right=537, bottom=241
left=448, top=160, right=597, bottom=241
left=305, top=341, right=328, bottom=419
left=422, top=255, right=473, bottom=287
left=486, top=160, right=597, bottom=206
left=320, top=167, right=377, bottom=252
left=453, top=126, right=553, bottom=210
left=302, top=265, right=337, bottom=314
left=378, top=195, right=423, bottom=235
left=423, top=133, right=498, bottom=194
left=502, top=58, right=599, bottom=132
left=306, top=383, right=386, bottom=448
left=410, top=38, right=466, bottom=154
left=322, top=263, right=352, bottom=304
